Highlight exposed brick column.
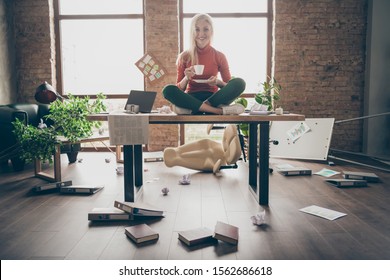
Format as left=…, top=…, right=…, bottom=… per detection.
left=144, top=0, right=179, bottom=150
left=274, top=0, right=367, bottom=152
left=13, top=0, right=56, bottom=103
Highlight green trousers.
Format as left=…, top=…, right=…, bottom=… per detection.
left=162, top=77, right=246, bottom=113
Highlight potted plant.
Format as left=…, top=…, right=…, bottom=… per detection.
left=12, top=93, right=107, bottom=165
left=236, top=77, right=282, bottom=137
left=254, top=76, right=282, bottom=111
left=12, top=119, right=59, bottom=164
left=45, top=93, right=106, bottom=162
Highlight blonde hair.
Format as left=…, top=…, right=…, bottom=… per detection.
left=179, top=13, right=214, bottom=65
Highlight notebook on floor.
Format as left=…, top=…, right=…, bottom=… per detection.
left=124, top=90, right=157, bottom=113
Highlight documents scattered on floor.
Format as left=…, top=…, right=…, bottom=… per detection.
left=314, top=168, right=340, bottom=177
left=299, top=205, right=347, bottom=220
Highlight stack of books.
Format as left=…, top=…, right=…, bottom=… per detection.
left=343, top=171, right=380, bottom=182
left=326, top=171, right=380, bottom=188
left=32, top=180, right=104, bottom=195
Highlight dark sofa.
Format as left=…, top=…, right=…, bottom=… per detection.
left=0, top=103, right=50, bottom=171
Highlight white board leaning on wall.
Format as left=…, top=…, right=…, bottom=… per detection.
left=269, top=118, right=335, bottom=161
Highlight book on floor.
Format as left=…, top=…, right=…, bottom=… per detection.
left=178, top=227, right=216, bottom=247
left=326, top=178, right=368, bottom=188
left=32, top=180, right=72, bottom=192
left=277, top=167, right=312, bottom=176
left=88, top=207, right=134, bottom=221
left=343, top=171, right=380, bottom=182
left=60, top=185, right=104, bottom=194
left=114, top=200, right=164, bottom=217
left=124, top=223, right=159, bottom=244
left=213, top=221, right=239, bottom=245
left=143, top=151, right=164, bottom=162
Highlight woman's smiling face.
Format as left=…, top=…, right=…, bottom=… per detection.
left=195, top=19, right=212, bottom=49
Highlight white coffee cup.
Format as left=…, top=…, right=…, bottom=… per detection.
left=193, top=65, right=204, bottom=75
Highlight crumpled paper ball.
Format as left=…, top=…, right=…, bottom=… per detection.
left=179, top=174, right=191, bottom=185
left=38, top=119, right=47, bottom=129
left=250, top=210, right=266, bottom=225
left=161, top=187, right=169, bottom=195
left=157, top=105, right=173, bottom=114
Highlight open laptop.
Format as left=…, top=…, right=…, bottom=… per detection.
left=124, top=90, right=157, bottom=113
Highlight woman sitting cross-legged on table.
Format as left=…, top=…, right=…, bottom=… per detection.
left=162, top=13, right=246, bottom=115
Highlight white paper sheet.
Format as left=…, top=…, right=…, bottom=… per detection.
left=314, top=168, right=340, bottom=177
left=108, top=112, right=149, bottom=145
left=286, top=121, right=311, bottom=143
left=299, top=205, right=347, bottom=220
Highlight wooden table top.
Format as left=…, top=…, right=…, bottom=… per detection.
left=88, top=112, right=305, bottom=124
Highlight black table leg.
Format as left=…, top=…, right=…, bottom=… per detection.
left=134, top=144, right=143, bottom=187
left=248, top=123, right=258, bottom=189
left=259, top=121, right=270, bottom=205
left=123, top=145, right=135, bottom=202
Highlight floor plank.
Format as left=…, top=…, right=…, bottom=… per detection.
left=0, top=152, right=389, bottom=260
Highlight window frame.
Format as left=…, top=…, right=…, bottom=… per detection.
left=53, top=0, right=145, bottom=99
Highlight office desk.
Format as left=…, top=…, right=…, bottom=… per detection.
left=89, top=113, right=305, bottom=205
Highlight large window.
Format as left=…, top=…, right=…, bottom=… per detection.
left=55, top=0, right=144, bottom=97
left=181, top=0, right=271, bottom=93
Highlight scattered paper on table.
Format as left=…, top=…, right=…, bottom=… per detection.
left=314, top=168, right=340, bottom=177
left=299, top=205, right=347, bottom=220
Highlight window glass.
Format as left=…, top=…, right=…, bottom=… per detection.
left=183, top=0, right=267, bottom=13
left=60, top=19, right=144, bottom=95
left=59, top=0, right=143, bottom=15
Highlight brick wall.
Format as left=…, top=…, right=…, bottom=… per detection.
left=13, top=0, right=55, bottom=103
left=144, top=0, right=179, bottom=150
left=13, top=0, right=368, bottom=152
left=274, top=0, right=368, bottom=152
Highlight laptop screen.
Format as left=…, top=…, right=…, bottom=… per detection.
left=125, top=90, right=157, bottom=113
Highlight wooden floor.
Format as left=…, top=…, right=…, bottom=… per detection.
left=0, top=152, right=389, bottom=260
